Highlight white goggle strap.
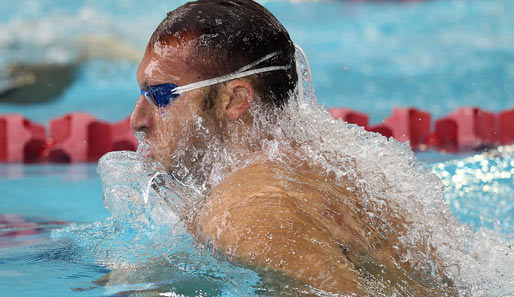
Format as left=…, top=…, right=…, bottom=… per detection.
left=172, top=51, right=289, bottom=95
left=236, top=51, right=281, bottom=72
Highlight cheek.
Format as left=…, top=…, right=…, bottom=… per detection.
left=148, top=93, right=214, bottom=160
left=152, top=114, right=182, bottom=150
left=152, top=104, right=199, bottom=148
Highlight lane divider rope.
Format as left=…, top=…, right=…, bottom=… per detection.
left=1, top=106, right=514, bottom=163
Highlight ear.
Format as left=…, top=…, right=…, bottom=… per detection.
left=221, top=80, right=255, bottom=121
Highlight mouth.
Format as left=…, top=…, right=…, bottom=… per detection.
left=144, top=147, right=153, bottom=159
left=135, top=137, right=153, bottom=159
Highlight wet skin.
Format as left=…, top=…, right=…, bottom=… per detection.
left=197, top=158, right=457, bottom=296
left=132, top=41, right=224, bottom=178
left=131, top=42, right=456, bottom=296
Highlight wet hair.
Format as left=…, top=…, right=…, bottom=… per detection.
left=149, top=0, right=298, bottom=108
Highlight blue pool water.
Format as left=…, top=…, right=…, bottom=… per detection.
left=0, top=0, right=513, bottom=123
left=1, top=147, right=513, bottom=296
left=1, top=0, right=514, bottom=296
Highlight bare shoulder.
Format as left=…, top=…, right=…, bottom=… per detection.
left=196, top=159, right=363, bottom=293
left=195, top=159, right=456, bottom=296
left=197, top=159, right=320, bottom=247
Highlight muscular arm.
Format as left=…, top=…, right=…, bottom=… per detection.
left=196, top=168, right=363, bottom=294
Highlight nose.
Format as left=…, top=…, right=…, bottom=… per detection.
left=130, top=96, right=153, bottom=134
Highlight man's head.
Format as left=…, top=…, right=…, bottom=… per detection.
left=131, top=0, right=297, bottom=178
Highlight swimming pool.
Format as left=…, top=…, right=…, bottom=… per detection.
left=1, top=0, right=514, bottom=296
left=1, top=147, right=513, bottom=296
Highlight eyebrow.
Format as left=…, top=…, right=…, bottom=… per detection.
left=141, top=79, right=177, bottom=90
left=139, top=79, right=149, bottom=90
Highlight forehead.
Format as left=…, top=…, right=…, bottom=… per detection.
left=137, top=40, right=198, bottom=87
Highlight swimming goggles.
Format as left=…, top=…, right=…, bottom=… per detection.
left=140, top=51, right=291, bottom=107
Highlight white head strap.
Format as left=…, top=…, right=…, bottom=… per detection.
left=172, top=51, right=290, bottom=95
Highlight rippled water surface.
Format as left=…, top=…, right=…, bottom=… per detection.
left=1, top=146, right=513, bottom=296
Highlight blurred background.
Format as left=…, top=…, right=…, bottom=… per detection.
left=1, top=0, right=513, bottom=125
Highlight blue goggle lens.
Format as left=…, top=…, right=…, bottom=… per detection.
left=140, top=83, right=180, bottom=107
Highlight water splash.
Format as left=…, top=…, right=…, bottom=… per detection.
left=52, top=150, right=265, bottom=296
left=52, top=48, right=514, bottom=296
left=268, top=84, right=514, bottom=295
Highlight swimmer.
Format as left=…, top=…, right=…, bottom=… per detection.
left=0, top=35, right=143, bottom=104
left=0, top=62, right=78, bottom=104
left=130, top=0, right=456, bottom=295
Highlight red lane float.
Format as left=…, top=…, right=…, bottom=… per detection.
left=499, top=108, right=514, bottom=145
left=111, top=117, right=138, bottom=152
left=431, top=107, right=496, bottom=152
left=367, top=125, right=393, bottom=139
left=370, top=108, right=431, bottom=150
left=2, top=106, right=514, bottom=163
left=1, top=113, right=139, bottom=164
left=47, top=113, right=112, bottom=163
left=0, top=115, right=45, bottom=163
left=328, top=108, right=369, bottom=128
